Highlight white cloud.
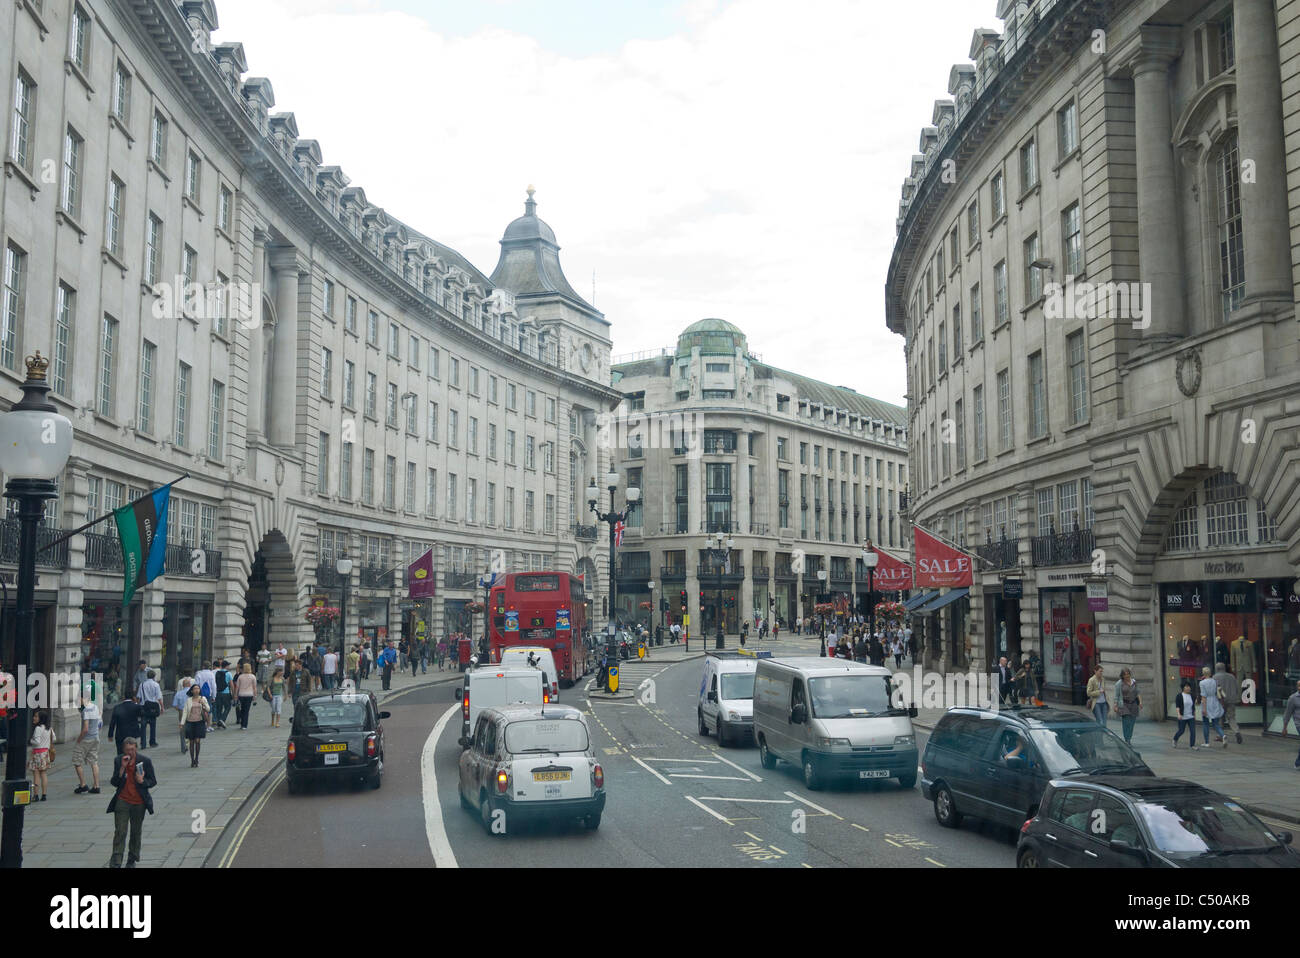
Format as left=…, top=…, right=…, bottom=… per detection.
left=213, top=0, right=987, bottom=407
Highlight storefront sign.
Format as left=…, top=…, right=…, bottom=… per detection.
left=1209, top=581, right=1256, bottom=613
left=1160, top=583, right=1205, bottom=613
left=1203, top=559, right=1247, bottom=576
left=1002, top=578, right=1023, bottom=599
left=870, top=546, right=914, bottom=591
left=1086, top=582, right=1108, bottom=612
left=913, top=526, right=973, bottom=588
left=312, top=594, right=328, bottom=608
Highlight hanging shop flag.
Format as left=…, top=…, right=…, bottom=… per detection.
left=115, top=484, right=171, bottom=607
left=408, top=548, right=436, bottom=599
left=870, top=546, right=915, bottom=591
left=913, top=526, right=974, bottom=588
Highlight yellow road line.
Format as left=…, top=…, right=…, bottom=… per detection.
left=884, top=838, right=904, bottom=848
left=217, top=765, right=285, bottom=868
left=744, top=831, right=762, bottom=842
left=850, top=823, right=870, bottom=832
left=925, top=857, right=946, bottom=867
left=769, top=845, right=788, bottom=855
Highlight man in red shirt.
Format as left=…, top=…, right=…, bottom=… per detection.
left=106, top=738, right=156, bottom=868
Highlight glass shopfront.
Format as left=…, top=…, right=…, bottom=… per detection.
left=81, top=598, right=142, bottom=708
left=1160, top=580, right=1294, bottom=728
left=160, top=597, right=213, bottom=692
left=1039, top=588, right=1095, bottom=706
left=984, top=589, right=1022, bottom=672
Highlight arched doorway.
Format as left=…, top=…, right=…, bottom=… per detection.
left=240, top=530, right=298, bottom=659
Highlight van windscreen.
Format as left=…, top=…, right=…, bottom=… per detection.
left=720, top=673, right=755, bottom=700
left=808, top=675, right=894, bottom=718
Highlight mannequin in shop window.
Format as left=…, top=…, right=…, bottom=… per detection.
left=1214, top=635, right=1230, bottom=667
left=1230, top=635, right=1256, bottom=681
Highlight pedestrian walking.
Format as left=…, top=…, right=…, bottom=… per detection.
left=183, top=683, right=210, bottom=767
left=435, top=638, right=447, bottom=670
left=233, top=663, right=258, bottom=730
left=346, top=645, right=361, bottom=688
left=419, top=638, right=428, bottom=674
left=131, top=660, right=149, bottom=699
left=1199, top=666, right=1227, bottom=747
left=1282, top=680, right=1300, bottom=769
left=1014, top=656, right=1039, bottom=706
left=1113, top=669, right=1141, bottom=744
left=291, top=660, right=311, bottom=708
left=72, top=688, right=102, bottom=795
left=108, top=692, right=144, bottom=756
left=26, top=709, right=54, bottom=801
left=1173, top=680, right=1198, bottom=748
left=380, top=641, right=396, bottom=690
left=321, top=648, right=339, bottom=690
left=892, top=635, right=903, bottom=669
left=1212, top=662, right=1243, bottom=745
left=304, top=646, right=321, bottom=691
left=398, top=639, right=409, bottom=673
left=171, top=678, right=193, bottom=753
left=107, top=738, right=155, bottom=868
left=269, top=668, right=285, bottom=728
left=256, top=644, right=274, bottom=684
left=194, top=662, right=217, bottom=731
left=1086, top=665, right=1109, bottom=726
left=138, top=669, right=163, bottom=748
left=411, top=640, right=421, bottom=677
left=213, top=660, right=233, bottom=729
left=274, top=641, right=288, bottom=677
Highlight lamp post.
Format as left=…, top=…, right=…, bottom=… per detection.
left=862, top=543, right=879, bottom=655
left=816, top=569, right=828, bottom=655
left=587, top=471, right=639, bottom=687
left=707, top=531, right=734, bottom=649
left=647, top=581, right=655, bottom=640
left=0, top=353, right=73, bottom=868
left=336, top=554, right=353, bottom=659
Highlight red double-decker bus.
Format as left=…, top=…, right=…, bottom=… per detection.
left=488, top=572, right=588, bottom=686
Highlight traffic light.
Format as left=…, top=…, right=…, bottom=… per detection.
left=680, top=589, right=687, bottom=612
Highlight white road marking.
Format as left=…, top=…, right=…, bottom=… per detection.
left=668, top=774, right=750, bottom=780
left=697, top=797, right=793, bottom=804
left=645, top=757, right=722, bottom=763
left=784, top=790, right=844, bottom=820
left=710, top=751, right=762, bottom=782
left=421, top=702, right=462, bottom=869
left=684, top=795, right=732, bottom=824
left=631, top=755, right=673, bottom=785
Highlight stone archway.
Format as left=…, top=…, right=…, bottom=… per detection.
left=241, top=529, right=299, bottom=658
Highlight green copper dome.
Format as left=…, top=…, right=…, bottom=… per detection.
left=676, top=318, right=748, bottom=357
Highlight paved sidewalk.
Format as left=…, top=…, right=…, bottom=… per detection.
left=17, top=665, right=459, bottom=868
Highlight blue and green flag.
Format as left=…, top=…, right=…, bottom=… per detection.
left=114, top=484, right=171, bottom=607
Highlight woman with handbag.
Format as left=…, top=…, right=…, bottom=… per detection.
left=27, top=709, right=54, bottom=801
left=232, top=663, right=258, bottom=730
left=183, top=683, right=210, bottom=767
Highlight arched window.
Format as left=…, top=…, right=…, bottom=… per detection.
left=1212, top=131, right=1245, bottom=323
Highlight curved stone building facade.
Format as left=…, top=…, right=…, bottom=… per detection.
left=887, top=0, right=1300, bottom=725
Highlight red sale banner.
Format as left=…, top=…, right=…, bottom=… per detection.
left=870, top=546, right=914, bottom=591
left=913, top=526, right=974, bottom=588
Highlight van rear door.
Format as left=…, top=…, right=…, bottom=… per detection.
left=506, top=672, right=544, bottom=704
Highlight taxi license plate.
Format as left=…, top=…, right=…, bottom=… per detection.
left=532, top=770, right=571, bottom=782
left=859, top=769, right=890, bottom=779
left=544, top=784, right=562, bottom=799
left=317, top=743, right=347, bottom=753
left=324, top=753, right=339, bottom=766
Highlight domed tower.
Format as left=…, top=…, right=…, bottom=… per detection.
left=674, top=318, right=754, bottom=401
left=489, top=187, right=611, bottom=385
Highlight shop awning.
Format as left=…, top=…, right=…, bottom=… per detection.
left=915, top=588, right=971, bottom=614
left=903, top=591, right=939, bottom=611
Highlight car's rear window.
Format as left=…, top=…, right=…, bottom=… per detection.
left=503, top=718, right=589, bottom=754
left=298, top=701, right=366, bottom=730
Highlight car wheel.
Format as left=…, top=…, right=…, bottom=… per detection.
left=479, top=791, right=497, bottom=835
left=584, top=812, right=601, bottom=831
left=802, top=753, right=823, bottom=791
left=716, top=717, right=728, bottom=748
left=286, top=776, right=301, bottom=796
left=898, top=771, right=917, bottom=789
left=459, top=785, right=473, bottom=811
left=698, top=709, right=709, bottom=736
left=758, top=737, right=777, bottom=770
left=934, top=784, right=962, bottom=828
left=1017, top=847, right=1040, bottom=868
left=368, top=757, right=383, bottom=790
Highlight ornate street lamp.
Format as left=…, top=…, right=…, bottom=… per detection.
left=706, top=531, right=733, bottom=649
left=816, top=569, right=828, bottom=655
left=588, top=471, right=639, bottom=687
left=862, top=543, right=879, bottom=655
left=336, top=553, right=353, bottom=659
left=0, top=353, right=73, bottom=868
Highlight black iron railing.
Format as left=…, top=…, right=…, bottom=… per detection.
left=316, top=563, right=344, bottom=588
left=1030, top=528, right=1095, bottom=567
left=697, top=563, right=743, bottom=581
left=361, top=564, right=395, bottom=589
left=571, top=524, right=598, bottom=542
left=976, top=537, right=1020, bottom=569
left=7, top=522, right=71, bottom=570
left=163, top=542, right=221, bottom=578
left=83, top=529, right=124, bottom=572
left=660, top=565, right=686, bottom=580
left=751, top=566, right=770, bottom=579
left=445, top=570, right=478, bottom=590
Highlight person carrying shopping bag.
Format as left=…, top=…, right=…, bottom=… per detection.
left=1113, top=669, right=1141, bottom=744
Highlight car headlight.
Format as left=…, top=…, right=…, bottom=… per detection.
left=817, top=737, right=851, bottom=747
left=727, top=711, right=740, bottom=721
left=894, top=734, right=916, bottom=746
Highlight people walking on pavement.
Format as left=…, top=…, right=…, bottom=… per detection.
left=411, top=640, right=421, bottom=677
left=398, top=638, right=409, bottom=673
left=171, top=678, right=194, bottom=753
left=1113, top=668, right=1141, bottom=745
left=346, top=644, right=361, bottom=688
left=194, top=661, right=217, bottom=731
left=321, top=647, right=339, bottom=690
left=1086, top=665, right=1109, bottom=726
left=1282, top=679, right=1300, bottom=768
left=256, top=643, right=274, bottom=684
left=131, top=659, right=148, bottom=699
left=435, top=638, right=447, bottom=670
left=26, top=709, right=54, bottom=801
left=1199, top=666, right=1227, bottom=747
left=108, top=691, right=144, bottom=756
left=274, top=641, right=288, bottom=677
left=73, top=688, right=102, bottom=795
left=379, top=640, right=396, bottom=690
left=269, top=667, right=285, bottom=728
left=183, top=683, right=210, bottom=767
left=1014, top=656, right=1038, bottom=705
left=212, top=660, right=232, bottom=729
left=1173, top=680, right=1198, bottom=748
left=1212, top=662, right=1243, bottom=745
left=107, top=738, right=154, bottom=868
left=291, top=659, right=311, bottom=708
left=303, top=646, right=321, bottom=691
left=138, top=669, right=162, bottom=748
left=233, top=663, right=258, bottom=730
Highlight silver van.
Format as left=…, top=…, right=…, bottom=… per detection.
left=753, top=657, right=918, bottom=791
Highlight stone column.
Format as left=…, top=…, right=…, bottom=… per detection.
left=737, top=455, right=750, bottom=534
left=246, top=230, right=267, bottom=438
left=687, top=450, right=703, bottom=533
left=1234, top=0, right=1292, bottom=306
left=268, top=247, right=301, bottom=447
left=740, top=547, right=754, bottom=630
left=1132, top=26, right=1186, bottom=343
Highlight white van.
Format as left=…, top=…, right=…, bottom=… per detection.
left=455, top=667, right=544, bottom=748
left=697, top=651, right=763, bottom=747
left=753, top=657, right=918, bottom=791
left=498, top=646, right=560, bottom=702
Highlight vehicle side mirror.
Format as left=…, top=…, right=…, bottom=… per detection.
left=453, top=688, right=461, bottom=700
left=908, top=705, right=919, bottom=718
left=1280, top=831, right=1293, bottom=846
left=379, top=711, right=391, bottom=720
left=457, top=735, right=469, bottom=748
left=1108, top=838, right=1146, bottom=860
left=1005, top=755, right=1025, bottom=768
left=791, top=703, right=807, bottom=725
left=707, top=691, right=718, bottom=703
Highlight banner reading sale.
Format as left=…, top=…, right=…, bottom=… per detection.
left=913, top=526, right=974, bottom=588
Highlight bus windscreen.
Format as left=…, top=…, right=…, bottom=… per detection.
left=514, top=575, right=560, bottom=592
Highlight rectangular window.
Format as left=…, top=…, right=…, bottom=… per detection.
left=1165, top=489, right=1198, bottom=552
left=107, top=175, right=124, bottom=257
left=427, top=401, right=439, bottom=442
left=138, top=340, right=156, bottom=432
left=506, top=429, right=516, bottom=465
left=466, top=477, right=476, bottom=523
left=940, top=409, right=950, bottom=477
left=1057, top=101, right=1078, bottom=158
left=218, top=185, right=232, bottom=233
left=525, top=491, right=535, bottom=531
left=51, top=283, right=73, bottom=395
left=1037, top=486, right=1056, bottom=536
left=343, top=360, right=355, bottom=407
left=384, top=455, right=395, bottom=508
left=488, top=423, right=497, bottom=459
left=200, top=504, right=216, bottom=550
left=993, top=261, right=1008, bottom=326
left=487, top=482, right=496, bottom=525
left=317, top=433, right=330, bottom=494
left=362, top=449, right=375, bottom=505
left=448, top=409, right=459, bottom=447
left=366, top=310, right=378, bottom=346
left=112, top=62, right=130, bottom=122
left=488, top=375, right=498, bottom=404
left=1020, top=138, right=1038, bottom=193
left=997, top=369, right=1012, bottom=449
left=387, top=322, right=400, bottom=359
left=546, top=396, right=556, bottom=422
left=937, top=321, right=947, bottom=371
left=545, top=493, right=555, bottom=533
left=952, top=303, right=962, bottom=356
left=468, top=416, right=478, bottom=454
left=323, top=279, right=335, bottom=319
left=544, top=441, right=554, bottom=473
left=955, top=398, right=966, bottom=471
left=446, top=473, right=457, bottom=520
left=149, top=111, right=167, bottom=164
left=145, top=213, right=163, bottom=286
left=70, top=5, right=91, bottom=72
left=429, top=346, right=439, bottom=378
left=1028, top=351, right=1046, bottom=438
left=449, top=357, right=460, bottom=387
left=61, top=126, right=83, bottom=216
left=468, top=366, right=479, bottom=395
left=341, top=443, right=353, bottom=499
left=1062, top=202, right=1083, bottom=277
left=207, top=380, right=225, bottom=459
left=320, top=347, right=333, bottom=398
left=507, top=383, right=517, bottom=410
left=185, top=150, right=201, bottom=202
left=526, top=389, right=537, bottom=417
left=1024, top=233, right=1042, bottom=302
left=346, top=296, right=357, bottom=334
left=426, top=467, right=436, bottom=515
left=409, top=334, right=420, bottom=369
left=1215, top=132, right=1245, bottom=322
left=182, top=245, right=198, bottom=286
left=10, top=71, right=35, bottom=171
left=991, top=171, right=1005, bottom=220
left=406, top=395, right=417, bottom=435
left=0, top=243, right=23, bottom=371
left=1081, top=477, right=1094, bottom=528
left=365, top=372, right=377, bottom=417
left=98, top=314, right=117, bottom=415
left=969, top=282, right=982, bottom=344
left=1067, top=330, right=1088, bottom=425
left=525, top=435, right=535, bottom=470
left=967, top=199, right=979, bottom=246
left=1204, top=473, right=1249, bottom=547
left=1057, top=479, right=1079, bottom=532
left=386, top=383, right=398, bottom=427
left=175, top=361, right=190, bottom=448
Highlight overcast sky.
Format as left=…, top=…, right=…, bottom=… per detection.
left=213, top=0, right=993, bottom=407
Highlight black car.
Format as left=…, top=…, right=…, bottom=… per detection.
left=920, top=705, right=1153, bottom=832
left=286, top=689, right=389, bottom=793
left=1018, top=777, right=1299, bottom=867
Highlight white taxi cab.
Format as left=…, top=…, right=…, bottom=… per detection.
left=458, top=704, right=605, bottom=834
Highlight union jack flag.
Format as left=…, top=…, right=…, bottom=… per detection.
left=614, top=520, right=625, bottom=548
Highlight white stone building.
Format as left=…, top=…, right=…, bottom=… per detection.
left=887, top=0, right=1299, bottom=726
left=609, top=320, right=908, bottom=636
left=0, top=0, right=620, bottom=732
